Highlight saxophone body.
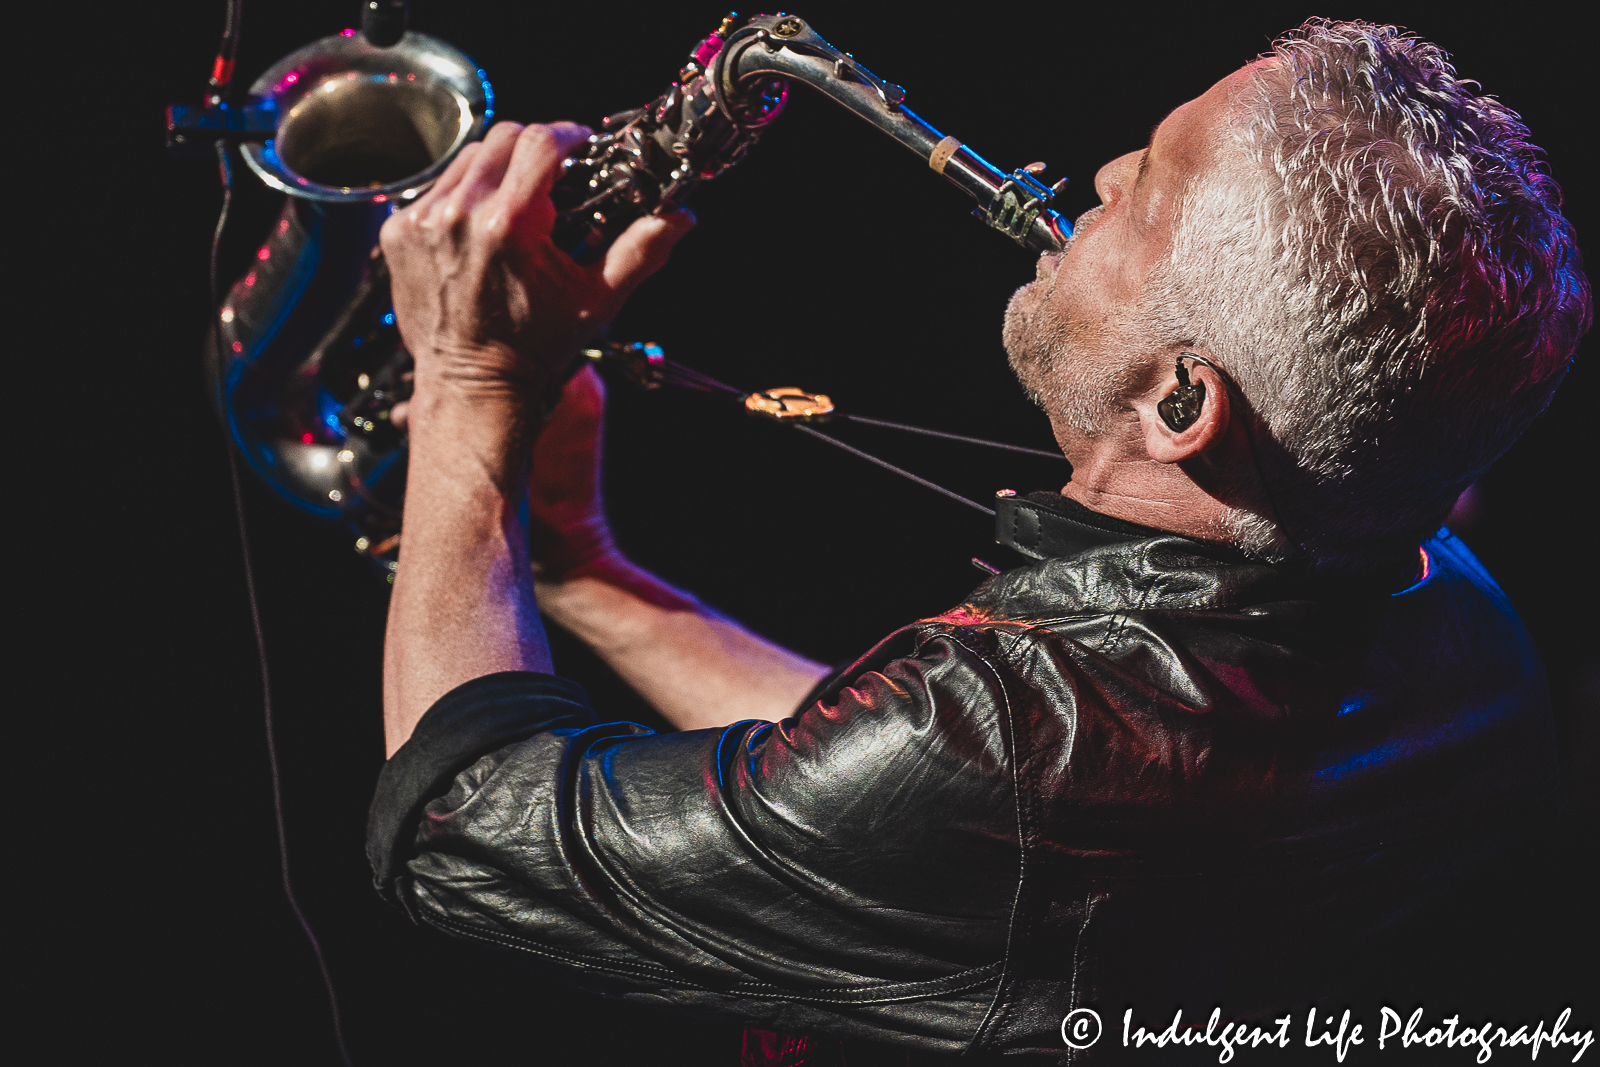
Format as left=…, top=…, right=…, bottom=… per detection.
left=208, top=13, right=1071, bottom=571
left=210, top=28, right=492, bottom=564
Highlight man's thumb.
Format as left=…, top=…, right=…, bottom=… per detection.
left=601, top=208, right=696, bottom=298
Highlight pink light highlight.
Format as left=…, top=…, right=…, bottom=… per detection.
left=692, top=36, right=725, bottom=66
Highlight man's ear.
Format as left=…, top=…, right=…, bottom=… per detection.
left=1141, top=355, right=1231, bottom=464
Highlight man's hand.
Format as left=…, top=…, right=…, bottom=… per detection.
left=525, top=365, right=697, bottom=608
left=380, top=121, right=693, bottom=413
left=528, top=365, right=616, bottom=580
left=527, top=369, right=830, bottom=732
left=381, top=120, right=691, bottom=756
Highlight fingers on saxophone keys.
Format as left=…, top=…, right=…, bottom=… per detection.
left=499, top=122, right=593, bottom=219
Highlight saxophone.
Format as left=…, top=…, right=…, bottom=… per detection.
left=208, top=13, right=1072, bottom=572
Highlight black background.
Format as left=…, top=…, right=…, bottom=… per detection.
left=36, top=1, right=1595, bottom=1062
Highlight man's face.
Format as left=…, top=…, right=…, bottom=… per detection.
left=1003, top=64, right=1264, bottom=442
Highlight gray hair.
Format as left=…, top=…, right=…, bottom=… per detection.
left=1145, top=19, right=1590, bottom=570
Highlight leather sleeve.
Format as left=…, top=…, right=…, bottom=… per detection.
left=367, top=629, right=1023, bottom=1051
left=367, top=671, right=597, bottom=913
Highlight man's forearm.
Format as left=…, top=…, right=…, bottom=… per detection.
left=376, top=119, right=694, bottom=758
left=383, top=385, right=823, bottom=750
left=535, top=558, right=828, bottom=731
left=383, top=392, right=553, bottom=757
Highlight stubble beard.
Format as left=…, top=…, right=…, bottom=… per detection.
left=1002, top=209, right=1138, bottom=437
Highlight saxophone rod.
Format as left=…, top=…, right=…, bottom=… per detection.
left=720, top=16, right=1073, bottom=255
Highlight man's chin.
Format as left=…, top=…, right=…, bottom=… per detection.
left=1001, top=287, right=1036, bottom=364
left=1002, top=292, right=1050, bottom=407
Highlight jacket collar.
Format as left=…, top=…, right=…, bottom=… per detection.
left=973, top=491, right=1414, bottom=620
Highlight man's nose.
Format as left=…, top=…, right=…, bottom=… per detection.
left=1094, top=150, right=1144, bottom=208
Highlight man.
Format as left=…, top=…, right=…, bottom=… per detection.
left=368, top=19, right=1587, bottom=1063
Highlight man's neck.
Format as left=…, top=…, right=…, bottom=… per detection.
left=1049, top=405, right=1245, bottom=546
left=1059, top=470, right=1234, bottom=545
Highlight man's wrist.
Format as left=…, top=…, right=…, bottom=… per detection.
left=408, top=378, right=540, bottom=495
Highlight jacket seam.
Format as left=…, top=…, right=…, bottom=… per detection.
left=1064, top=890, right=1101, bottom=1066
left=418, top=906, right=1003, bottom=1006
left=1099, top=544, right=1158, bottom=651
left=940, top=632, right=1029, bottom=1057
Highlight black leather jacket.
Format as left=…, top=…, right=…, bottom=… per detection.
left=368, top=496, right=1556, bottom=1062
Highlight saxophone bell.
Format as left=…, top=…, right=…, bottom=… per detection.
left=239, top=31, right=489, bottom=204
left=209, top=29, right=492, bottom=572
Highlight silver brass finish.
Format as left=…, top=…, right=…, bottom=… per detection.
left=212, top=14, right=1070, bottom=573
left=211, top=30, right=491, bottom=570
left=717, top=15, right=1071, bottom=253
left=240, top=31, right=490, bottom=203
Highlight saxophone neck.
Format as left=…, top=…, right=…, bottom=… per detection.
left=717, top=14, right=1071, bottom=254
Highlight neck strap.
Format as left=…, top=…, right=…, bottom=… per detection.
left=994, top=491, right=1163, bottom=560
